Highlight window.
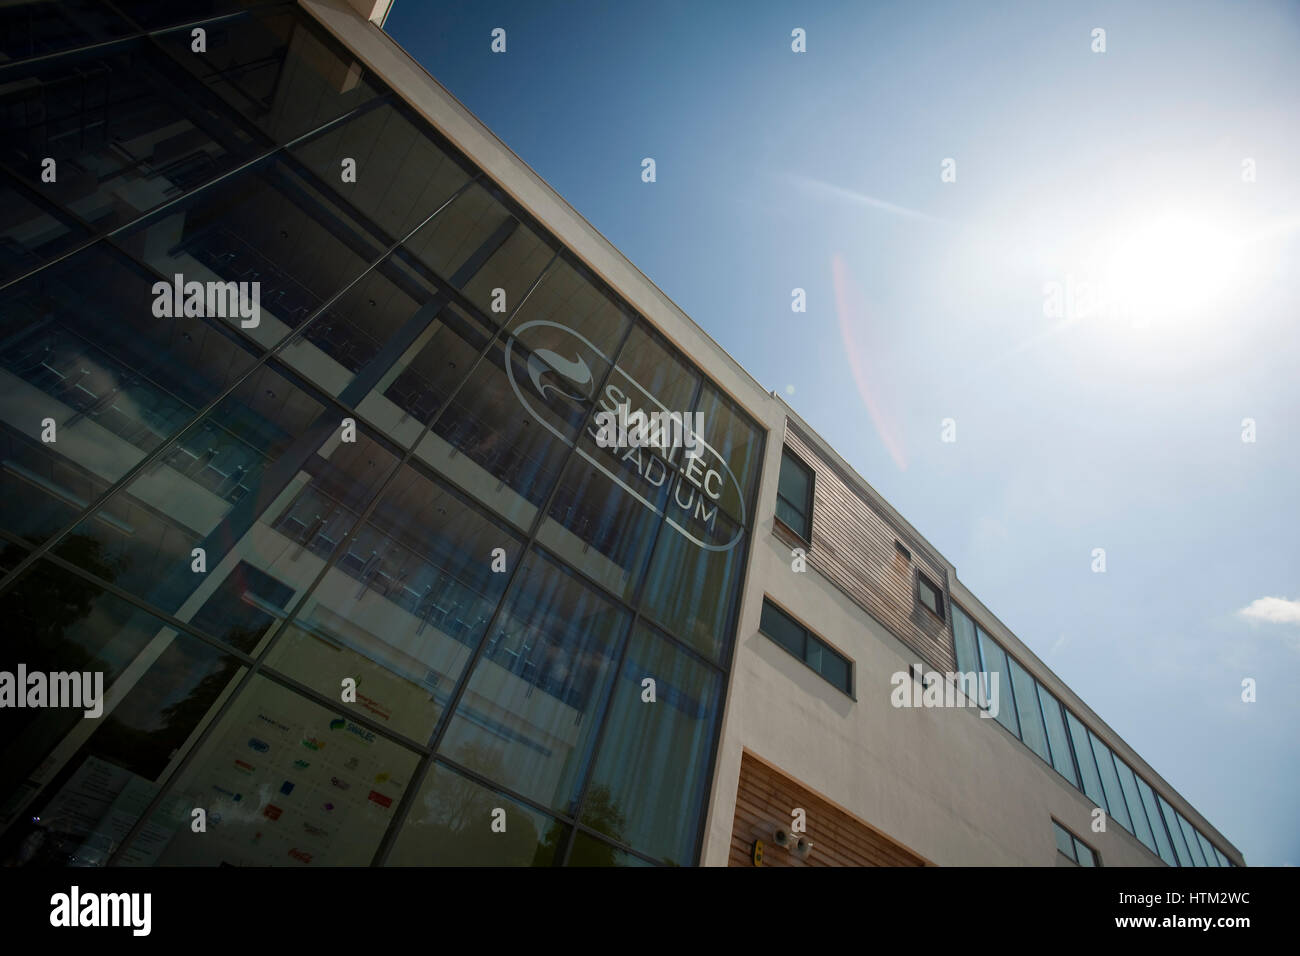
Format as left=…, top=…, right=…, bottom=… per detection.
left=1008, top=659, right=1050, bottom=764
left=1066, top=709, right=1109, bottom=811
left=1088, top=730, right=1134, bottom=833
left=976, top=627, right=1020, bottom=737
left=917, top=571, right=944, bottom=620
left=1053, top=821, right=1100, bottom=866
left=955, top=604, right=1229, bottom=869
left=1137, top=777, right=1179, bottom=866
left=759, top=599, right=853, bottom=695
left=775, top=447, right=814, bottom=540
left=1036, top=683, right=1080, bottom=787
left=951, top=604, right=981, bottom=689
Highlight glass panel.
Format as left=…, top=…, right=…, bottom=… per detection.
left=580, top=623, right=720, bottom=865
left=0, top=565, right=248, bottom=865
left=691, top=383, right=761, bottom=525
left=777, top=451, right=809, bottom=516
left=0, top=245, right=257, bottom=547
left=1036, top=684, right=1079, bottom=786
left=817, top=643, right=851, bottom=694
left=1176, top=811, right=1208, bottom=866
left=1008, top=659, right=1050, bottom=764
left=386, top=762, right=559, bottom=866
left=412, top=270, right=632, bottom=530
left=435, top=549, right=629, bottom=813
left=611, top=323, right=699, bottom=423
left=775, top=496, right=806, bottom=537
left=111, top=157, right=386, bottom=352
left=951, top=605, right=980, bottom=695
left=0, top=0, right=133, bottom=63
left=1196, top=830, right=1221, bottom=866
left=759, top=601, right=804, bottom=657
left=0, top=539, right=28, bottom=574
left=1114, top=757, right=1156, bottom=853
left=639, top=505, right=745, bottom=663
left=1, top=43, right=260, bottom=240
left=0, top=182, right=87, bottom=286
left=264, top=464, right=524, bottom=743
left=976, top=629, right=1018, bottom=737
left=401, top=182, right=550, bottom=322
left=53, top=367, right=401, bottom=648
left=566, top=830, right=653, bottom=866
left=1052, top=822, right=1075, bottom=859
left=1214, top=846, right=1231, bottom=868
left=1159, top=793, right=1193, bottom=866
left=152, top=8, right=383, bottom=145
left=1088, top=732, right=1133, bottom=832
left=1137, top=776, right=1178, bottom=866
left=118, top=674, right=418, bottom=866
left=1065, top=710, right=1107, bottom=810
left=290, top=101, right=472, bottom=243
left=1073, top=837, right=1096, bottom=866
left=918, top=576, right=940, bottom=616
left=378, top=292, right=490, bottom=431
left=538, top=430, right=670, bottom=601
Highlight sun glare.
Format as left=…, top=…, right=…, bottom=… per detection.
left=1101, top=214, right=1245, bottom=328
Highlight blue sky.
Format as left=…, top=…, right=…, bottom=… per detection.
left=385, top=0, right=1300, bottom=866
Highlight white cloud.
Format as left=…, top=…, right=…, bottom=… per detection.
left=1236, top=596, right=1300, bottom=625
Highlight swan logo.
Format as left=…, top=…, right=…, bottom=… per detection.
left=506, top=320, right=746, bottom=552
left=528, top=349, right=593, bottom=401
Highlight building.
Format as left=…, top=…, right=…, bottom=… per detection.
left=0, top=0, right=1242, bottom=868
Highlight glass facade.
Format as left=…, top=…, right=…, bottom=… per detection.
left=0, top=2, right=763, bottom=867
left=951, top=604, right=1233, bottom=866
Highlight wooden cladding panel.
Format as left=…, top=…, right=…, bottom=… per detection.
left=783, top=423, right=955, bottom=673
left=728, top=752, right=925, bottom=867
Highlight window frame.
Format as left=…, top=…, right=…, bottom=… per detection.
left=1052, top=819, right=1101, bottom=867
left=758, top=598, right=854, bottom=697
left=916, top=569, right=945, bottom=621
left=774, top=446, right=815, bottom=543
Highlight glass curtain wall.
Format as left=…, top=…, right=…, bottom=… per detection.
left=0, top=1, right=762, bottom=867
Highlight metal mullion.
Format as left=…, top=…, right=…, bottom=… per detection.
left=0, top=35, right=142, bottom=76
left=567, top=821, right=667, bottom=868
left=105, top=3, right=294, bottom=40
left=1033, top=679, right=1056, bottom=772
left=559, top=371, right=706, bottom=865
left=0, top=166, right=482, bottom=598
left=369, top=311, right=636, bottom=867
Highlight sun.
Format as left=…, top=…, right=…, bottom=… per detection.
left=1101, top=213, right=1245, bottom=329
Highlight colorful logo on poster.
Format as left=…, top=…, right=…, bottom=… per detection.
left=329, top=718, right=376, bottom=744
